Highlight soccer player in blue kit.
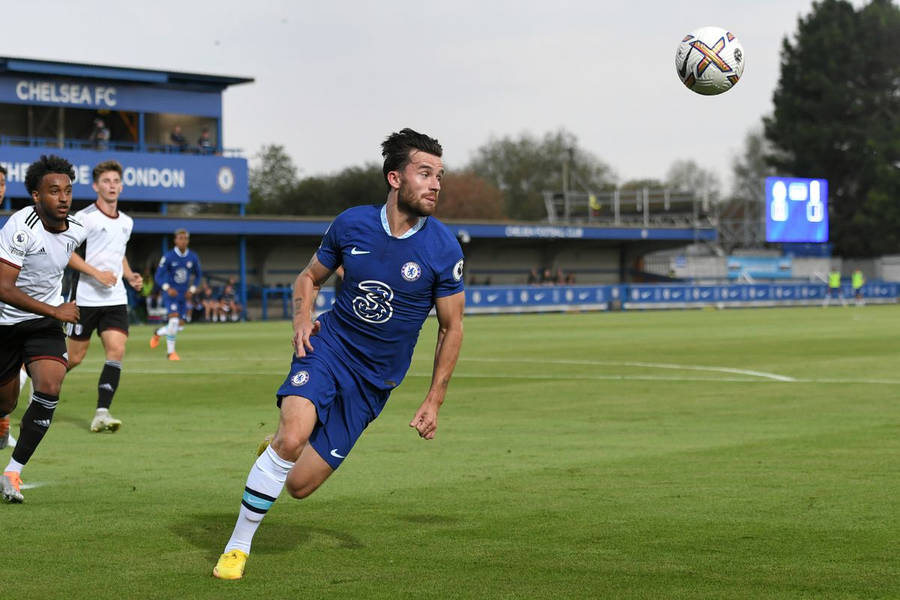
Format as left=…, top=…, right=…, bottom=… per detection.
left=150, top=229, right=202, bottom=360
left=214, top=128, right=466, bottom=580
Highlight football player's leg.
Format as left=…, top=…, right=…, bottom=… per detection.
left=217, top=395, right=318, bottom=577
left=92, top=329, right=127, bottom=431
left=5, top=359, right=66, bottom=492
left=66, top=337, right=91, bottom=370
left=165, top=311, right=179, bottom=357
left=0, top=372, right=19, bottom=451
left=284, top=441, right=334, bottom=500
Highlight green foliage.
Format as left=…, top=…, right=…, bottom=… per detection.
left=247, top=144, right=299, bottom=214
left=467, top=129, right=617, bottom=221
left=5, top=306, right=900, bottom=599
left=764, top=0, right=900, bottom=256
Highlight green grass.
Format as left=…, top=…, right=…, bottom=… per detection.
left=4, top=305, right=900, bottom=599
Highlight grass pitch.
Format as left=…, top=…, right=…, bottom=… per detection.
left=3, top=305, right=899, bottom=599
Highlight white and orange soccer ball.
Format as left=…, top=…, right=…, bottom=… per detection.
left=675, top=26, right=745, bottom=95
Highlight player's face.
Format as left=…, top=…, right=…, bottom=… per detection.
left=396, top=151, right=443, bottom=217
left=93, top=170, right=122, bottom=203
left=32, top=172, right=73, bottom=227
left=0, top=172, right=6, bottom=203
left=174, top=232, right=189, bottom=251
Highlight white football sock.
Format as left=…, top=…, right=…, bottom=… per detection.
left=224, top=445, right=293, bottom=554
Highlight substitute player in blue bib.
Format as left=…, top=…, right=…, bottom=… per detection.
left=150, top=229, right=202, bottom=360
left=214, top=128, right=466, bottom=580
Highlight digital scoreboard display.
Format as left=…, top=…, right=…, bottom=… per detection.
left=765, top=177, right=829, bottom=243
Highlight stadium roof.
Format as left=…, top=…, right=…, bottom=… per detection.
left=0, top=56, right=253, bottom=90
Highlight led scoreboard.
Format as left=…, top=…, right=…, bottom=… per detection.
left=765, top=177, right=828, bottom=243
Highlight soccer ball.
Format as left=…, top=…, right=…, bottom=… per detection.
left=675, top=26, right=744, bottom=95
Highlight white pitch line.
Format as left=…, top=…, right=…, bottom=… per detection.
left=459, top=357, right=797, bottom=382
left=20, top=481, right=48, bottom=490
left=113, top=364, right=900, bottom=385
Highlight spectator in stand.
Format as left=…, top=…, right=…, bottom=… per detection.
left=169, top=125, right=189, bottom=153
left=527, top=268, right=539, bottom=285
left=565, top=272, right=576, bottom=285
left=89, top=118, right=110, bottom=151
left=217, top=280, right=242, bottom=322
left=200, top=282, right=219, bottom=322
left=541, top=268, right=554, bottom=286
left=197, top=127, right=214, bottom=155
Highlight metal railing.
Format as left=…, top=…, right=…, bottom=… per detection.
left=0, top=134, right=244, bottom=157
left=543, top=188, right=715, bottom=228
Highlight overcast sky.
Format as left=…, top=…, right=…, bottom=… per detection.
left=2, top=0, right=845, bottom=191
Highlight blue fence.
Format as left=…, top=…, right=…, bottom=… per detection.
left=258, top=282, right=898, bottom=319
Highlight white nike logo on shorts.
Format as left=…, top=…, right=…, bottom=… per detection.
left=330, top=449, right=346, bottom=459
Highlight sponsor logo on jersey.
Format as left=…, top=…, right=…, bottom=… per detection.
left=401, top=261, right=422, bottom=282
left=291, top=370, right=310, bottom=387
left=352, top=280, right=394, bottom=324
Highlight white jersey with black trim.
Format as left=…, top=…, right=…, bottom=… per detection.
left=0, top=206, right=87, bottom=324
left=73, top=202, right=133, bottom=307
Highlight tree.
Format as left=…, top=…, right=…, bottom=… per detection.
left=665, top=160, right=721, bottom=203
left=764, top=0, right=900, bottom=256
left=435, top=171, right=506, bottom=220
left=467, top=129, right=617, bottom=221
left=247, top=144, right=299, bottom=214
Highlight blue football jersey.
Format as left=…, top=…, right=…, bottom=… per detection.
left=315, top=204, right=465, bottom=390
left=155, top=248, right=203, bottom=295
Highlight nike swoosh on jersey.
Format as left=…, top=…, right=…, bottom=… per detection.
left=350, top=248, right=370, bottom=255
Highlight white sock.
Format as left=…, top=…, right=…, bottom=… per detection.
left=4, top=457, right=24, bottom=474
left=224, top=445, right=293, bottom=554
left=166, top=317, right=178, bottom=354
left=19, top=368, right=27, bottom=391
left=155, top=325, right=166, bottom=336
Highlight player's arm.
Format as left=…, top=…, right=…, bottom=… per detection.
left=68, top=252, right=117, bottom=287
left=410, top=291, right=465, bottom=440
left=291, top=254, right=333, bottom=357
left=0, top=261, right=79, bottom=323
left=189, top=254, right=203, bottom=295
left=155, top=256, right=177, bottom=297
left=122, top=257, right=143, bottom=291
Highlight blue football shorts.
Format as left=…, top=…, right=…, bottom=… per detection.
left=166, top=295, right=189, bottom=320
left=276, top=340, right=389, bottom=470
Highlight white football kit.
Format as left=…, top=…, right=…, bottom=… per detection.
left=73, top=203, right=133, bottom=307
left=0, top=206, right=86, bottom=324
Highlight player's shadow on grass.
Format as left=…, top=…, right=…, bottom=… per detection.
left=170, top=513, right=364, bottom=559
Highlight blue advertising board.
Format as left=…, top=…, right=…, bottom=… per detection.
left=765, top=176, right=828, bottom=243
left=726, top=256, right=793, bottom=279
left=0, top=146, right=247, bottom=204
left=0, top=75, right=222, bottom=116
left=257, top=282, right=898, bottom=320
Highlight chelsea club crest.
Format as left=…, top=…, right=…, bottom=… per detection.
left=401, top=261, right=422, bottom=282
left=291, top=370, right=310, bottom=387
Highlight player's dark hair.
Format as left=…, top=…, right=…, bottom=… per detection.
left=25, top=154, right=75, bottom=195
left=0, top=164, right=7, bottom=177
left=93, top=160, right=123, bottom=182
left=381, top=128, right=442, bottom=191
